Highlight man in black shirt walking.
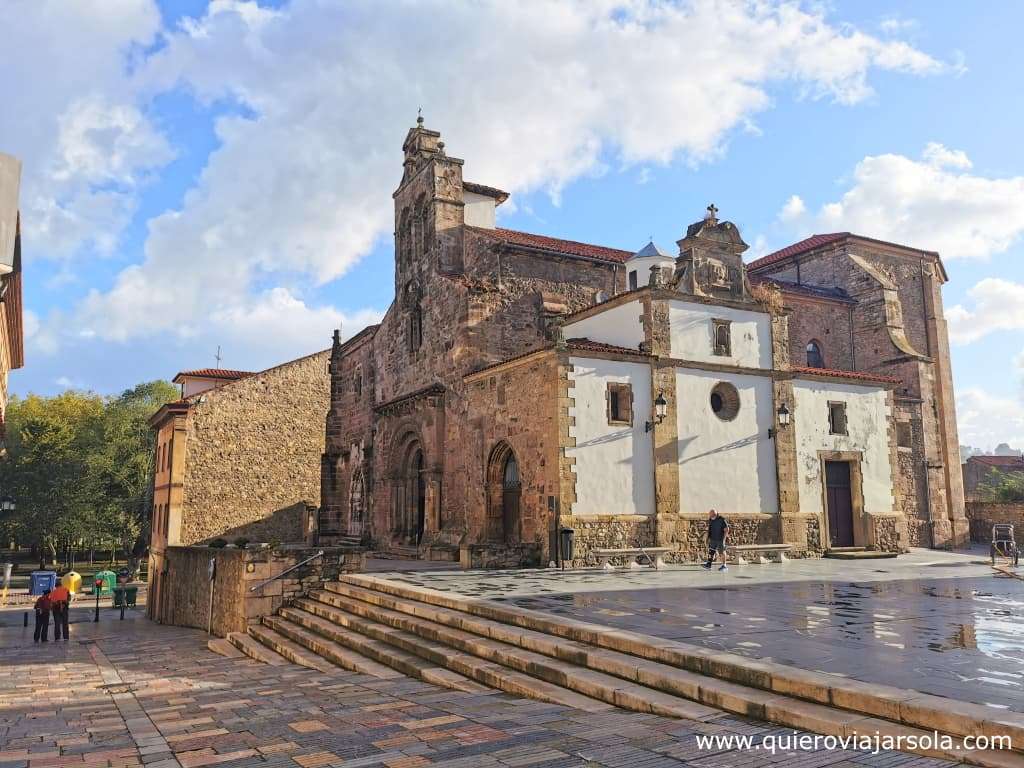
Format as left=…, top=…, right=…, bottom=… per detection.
left=702, top=509, right=729, bottom=571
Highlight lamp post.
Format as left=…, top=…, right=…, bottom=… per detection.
left=94, top=579, right=102, bottom=622
left=645, top=392, right=668, bottom=433
left=769, top=403, right=791, bottom=439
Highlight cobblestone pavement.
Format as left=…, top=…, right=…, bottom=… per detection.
left=0, top=607, right=956, bottom=768
left=380, top=549, right=1024, bottom=711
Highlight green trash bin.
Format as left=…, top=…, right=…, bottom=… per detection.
left=93, top=570, right=116, bottom=596
left=112, top=586, right=125, bottom=608
left=125, top=585, right=138, bottom=608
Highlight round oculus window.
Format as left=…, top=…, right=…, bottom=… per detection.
left=710, top=382, right=740, bottom=421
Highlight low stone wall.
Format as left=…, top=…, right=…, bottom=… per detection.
left=459, top=543, right=541, bottom=569
left=673, top=514, right=778, bottom=561
left=156, top=545, right=366, bottom=637
left=560, top=514, right=655, bottom=567
left=869, top=514, right=908, bottom=552
left=966, top=501, right=1024, bottom=545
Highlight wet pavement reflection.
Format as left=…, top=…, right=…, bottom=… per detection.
left=503, top=576, right=1024, bottom=710
left=378, top=551, right=1024, bottom=711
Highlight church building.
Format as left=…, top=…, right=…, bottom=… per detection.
left=319, top=120, right=966, bottom=566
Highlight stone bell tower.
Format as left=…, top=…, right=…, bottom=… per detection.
left=393, top=116, right=467, bottom=296
left=674, top=204, right=754, bottom=302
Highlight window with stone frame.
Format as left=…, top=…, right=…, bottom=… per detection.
left=828, top=401, right=848, bottom=435
left=806, top=340, right=825, bottom=369
left=628, top=270, right=638, bottom=290
left=606, top=382, right=633, bottom=426
left=408, top=306, right=423, bottom=352
left=354, top=367, right=363, bottom=400
left=712, top=319, right=731, bottom=356
left=896, top=421, right=913, bottom=449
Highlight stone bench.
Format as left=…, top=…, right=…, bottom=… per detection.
left=593, top=547, right=674, bottom=571
left=727, top=544, right=793, bottom=565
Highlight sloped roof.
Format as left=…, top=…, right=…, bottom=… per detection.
left=631, top=241, right=674, bottom=260
left=566, top=338, right=649, bottom=356
left=751, top=275, right=855, bottom=304
left=470, top=226, right=633, bottom=264
left=791, top=365, right=899, bottom=385
left=172, top=368, right=252, bottom=383
left=748, top=233, right=849, bottom=271
left=463, top=181, right=509, bottom=205
left=967, top=455, right=1024, bottom=468
left=749, top=232, right=942, bottom=273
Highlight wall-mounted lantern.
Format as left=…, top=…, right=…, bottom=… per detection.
left=646, top=392, right=668, bottom=433
left=769, top=403, right=791, bottom=439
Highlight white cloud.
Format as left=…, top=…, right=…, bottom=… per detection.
left=779, top=194, right=806, bottom=221
left=789, top=144, right=1024, bottom=260
left=0, top=0, right=168, bottom=258
left=956, top=387, right=1024, bottom=452
left=72, top=0, right=944, bottom=345
left=946, top=278, right=1024, bottom=345
left=3, top=0, right=949, bottom=378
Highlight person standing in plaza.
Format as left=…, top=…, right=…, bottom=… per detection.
left=702, top=509, right=729, bottom=572
left=33, top=589, right=51, bottom=643
left=49, top=579, right=70, bottom=641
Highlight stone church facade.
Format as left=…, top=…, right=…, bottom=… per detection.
left=319, top=120, right=966, bottom=566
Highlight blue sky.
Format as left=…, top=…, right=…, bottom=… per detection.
left=3, top=0, right=1024, bottom=451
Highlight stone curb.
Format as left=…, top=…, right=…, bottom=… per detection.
left=343, top=573, right=1024, bottom=756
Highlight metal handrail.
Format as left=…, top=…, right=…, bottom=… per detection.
left=249, top=549, right=325, bottom=592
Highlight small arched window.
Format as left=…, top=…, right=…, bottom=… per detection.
left=806, top=340, right=824, bottom=369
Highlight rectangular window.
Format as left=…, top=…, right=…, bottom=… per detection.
left=354, top=368, right=363, bottom=399
left=712, top=319, right=731, bottom=356
left=896, top=421, right=913, bottom=448
left=628, top=270, right=638, bottom=290
left=828, top=402, right=848, bottom=436
left=606, top=382, right=633, bottom=426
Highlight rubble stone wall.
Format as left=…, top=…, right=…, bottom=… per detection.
left=180, top=350, right=330, bottom=545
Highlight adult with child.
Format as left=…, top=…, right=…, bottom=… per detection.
left=33, top=588, right=50, bottom=643
left=49, top=578, right=71, bottom=640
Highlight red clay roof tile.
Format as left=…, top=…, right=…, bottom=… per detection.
left=471, top=227, right=634, bottom=264
left=791, top=365, right=899, bottom=385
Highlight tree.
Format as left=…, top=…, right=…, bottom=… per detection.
left=88, top=381, right=179, bottom=575
left=979, top=470, right=1024, bottom=503
left=0, top=392, right=104, bottom=567
left=0, top=381, right=178, bottom=572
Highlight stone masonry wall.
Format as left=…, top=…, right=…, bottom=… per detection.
left=782, top=293, right=854, bottom=372
left=180, top=350, right=330, bottom=545
left=158, top=545, right=363, bottom=637
left=966, top=502, right=1024, bottom=546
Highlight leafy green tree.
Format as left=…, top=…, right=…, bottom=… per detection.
left=0, top=381, right=177, bottom=571
left=979, top=470, right=1024, bottom=502
left=1, top=392, right=104, bottom=567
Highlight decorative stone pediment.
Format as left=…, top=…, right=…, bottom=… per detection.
left=673, top=204, right=754, bottom=302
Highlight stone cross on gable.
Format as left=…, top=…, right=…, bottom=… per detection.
left=705, top=203, right=718, bottom=224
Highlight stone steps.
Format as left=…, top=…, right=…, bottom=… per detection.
left=280, top=601, right=600, bottom=707
left=226, top=631, right=289, bottom=665
left=824, top=549, right=898, bottom=560
left=327, top=573, right=1024, bottom=768
left=207, top=637, right=244, bottom=659
left=248, top=624, right=339, bottom=673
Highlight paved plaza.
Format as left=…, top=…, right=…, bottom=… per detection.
left=381, top=549, right=1024, bottom=711
left=0, top=605, right=963, bottom=768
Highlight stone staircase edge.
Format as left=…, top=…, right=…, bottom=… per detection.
left=339, top=573, right=1024, bottom=750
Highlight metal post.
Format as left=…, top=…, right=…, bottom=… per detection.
left=94, top=589, right=100, bottom=622
left=207, top=557, right=216, bottom=636
left=23, top=611, right=27, bottom=627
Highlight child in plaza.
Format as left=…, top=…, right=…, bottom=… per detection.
left=702, top=508, right=729, bottom=572
left=49, top=579, right=70, bottom=641
left=33, top=589, right=51, bottom=643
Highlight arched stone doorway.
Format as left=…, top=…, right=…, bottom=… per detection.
left=391, top=434, right=428, bottom=546
left=486, top=442, right=521, bottom=544
left=349, top=467, right=365, bottom=538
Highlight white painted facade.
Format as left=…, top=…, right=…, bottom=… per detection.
left=626, top=255, right=675, bottom=290
left=668, top=300, right=772, bottom=369
left=463, top=191, right=496, bottom=229
left=563, top=298, right=645, bottom=351
left=675, top=369, right=779, bottom=514
left=792, top=380, right=894, bottom=515
left=567, top=357, right=655, bottom=517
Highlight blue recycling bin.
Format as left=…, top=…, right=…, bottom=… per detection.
left=29, top=570, right=57, bottom=595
